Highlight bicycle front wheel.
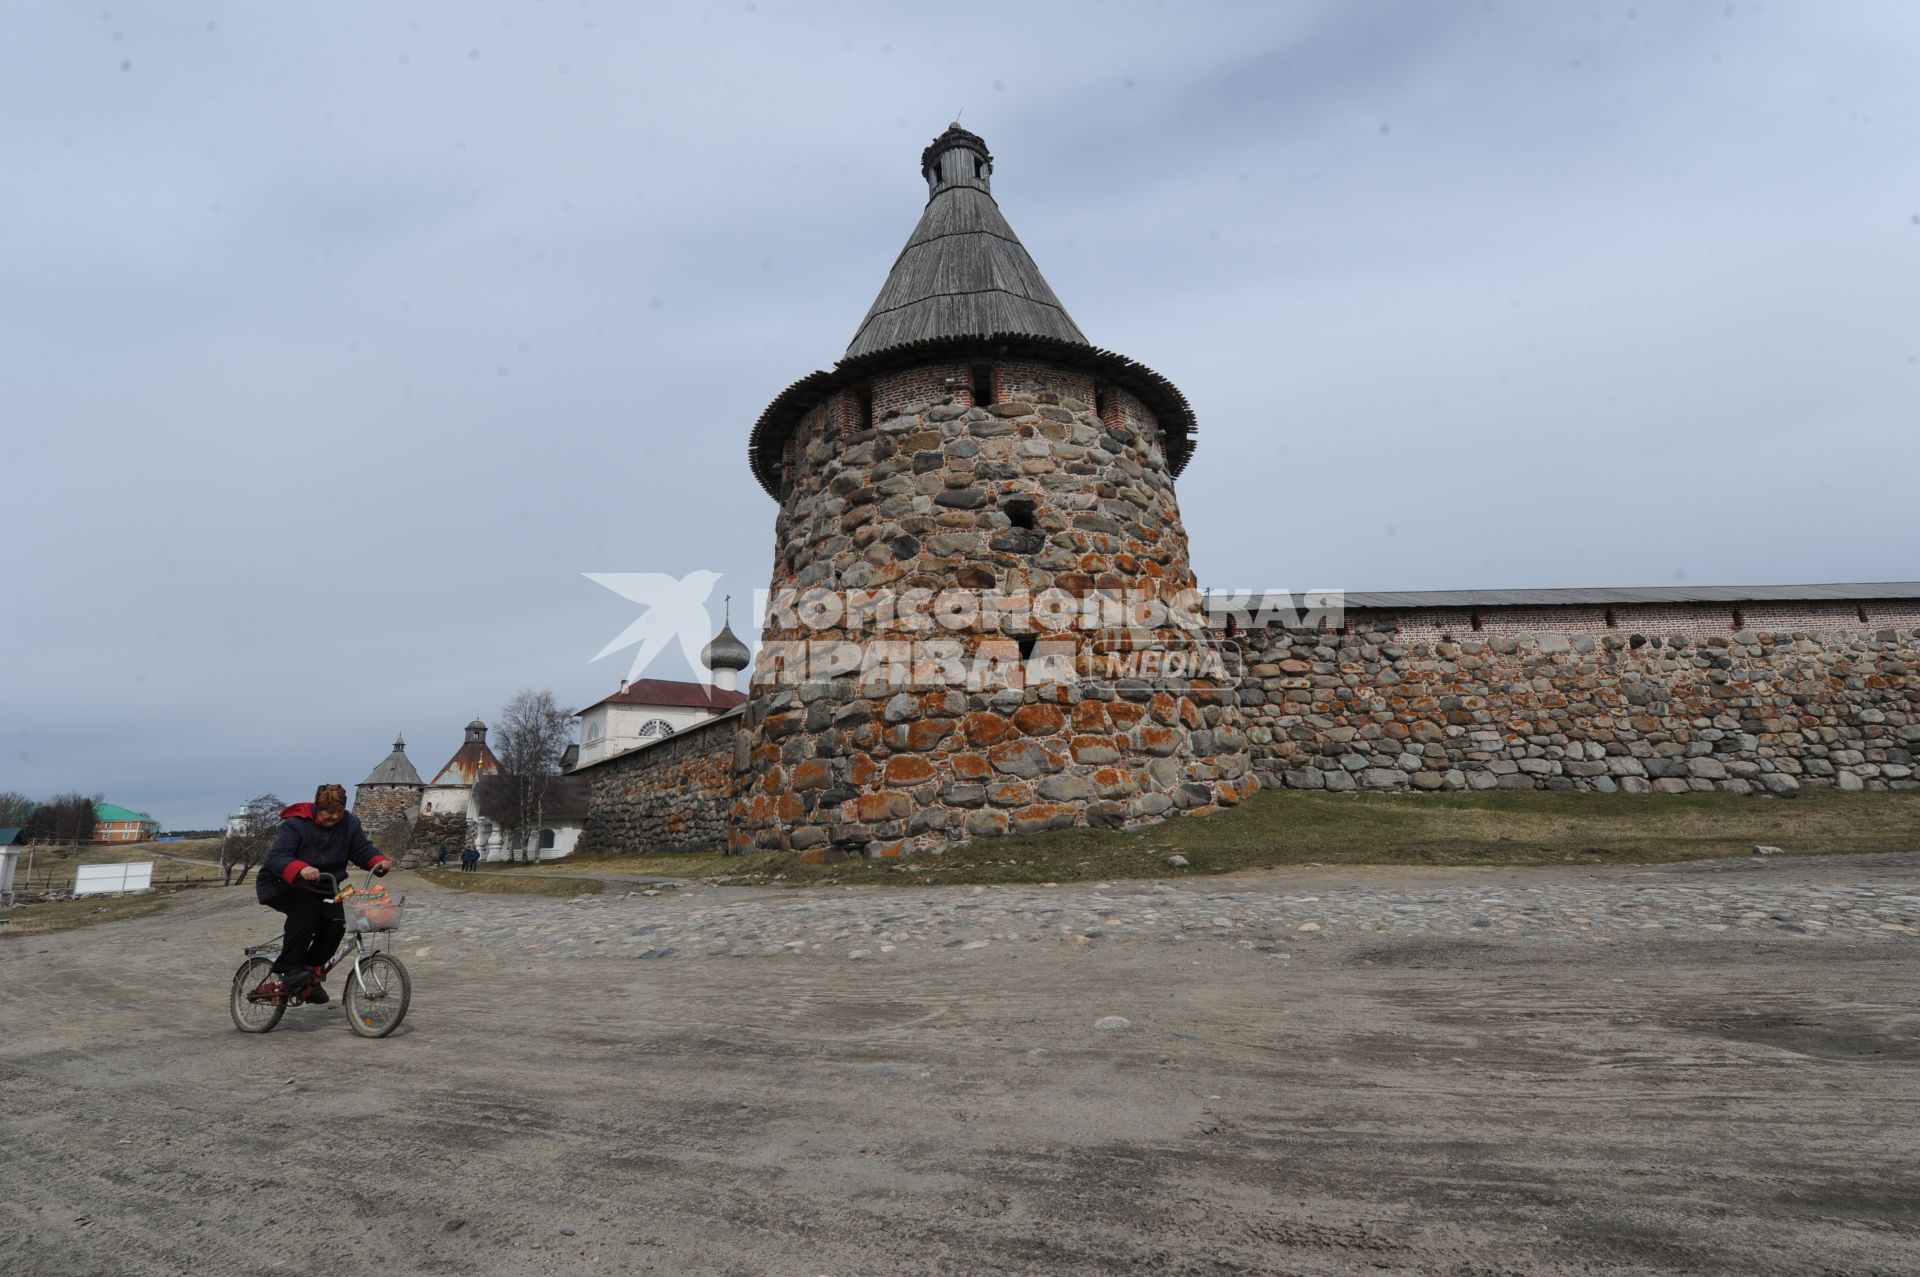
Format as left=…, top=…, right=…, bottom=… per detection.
left=231, top=955, right=287, bottom=1034
left=343, top=952, right=411, bottom=1038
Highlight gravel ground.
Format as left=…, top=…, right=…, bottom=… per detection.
left=3, top=853, right=1918, bottom=1276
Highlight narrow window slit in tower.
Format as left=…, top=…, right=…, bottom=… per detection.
left=971, top=364, right=994, bottom=408
left=1470, top=611, right=1483, bottom=632
left=1604, top=608, right=1617, bottom=629
left=1004, top=497, right=1036, bottom=531
left=1856, top=605, right=1869, bottom=624
left=1094, top=386, right=1110, bottom=420
left=1731, top=608, right=1744, bottom=631
left=852, top=387, right=873, bottom=432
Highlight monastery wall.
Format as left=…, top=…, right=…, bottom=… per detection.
left=402, top=811, right=470, bottom=868
left=1235, top=609, right=1920, bottom=795
left=578, top=710, right=740, bottom=855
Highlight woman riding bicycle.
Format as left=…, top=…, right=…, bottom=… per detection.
left=252, top=783, right=393, bottom=1003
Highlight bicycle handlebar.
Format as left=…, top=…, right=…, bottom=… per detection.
left=303, top=868, right=386, bottom=902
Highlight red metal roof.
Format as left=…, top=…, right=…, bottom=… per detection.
left=580, top=679, right=748, bottom=714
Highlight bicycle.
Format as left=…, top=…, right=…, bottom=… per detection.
left=229, top=870, right=412, bottom=1038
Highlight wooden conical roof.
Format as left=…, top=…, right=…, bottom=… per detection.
left=845, top=125, right=1086, bottom=358
left=747, top=126, right=1198, bottom=497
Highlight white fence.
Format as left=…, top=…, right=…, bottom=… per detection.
left=73, top=862, right=154, bottom=896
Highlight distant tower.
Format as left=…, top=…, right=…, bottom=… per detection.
left=732, top=125, right=1254, bottom=857
left=702, top=595, right=752, bottom=693
left=354, top=732, right=423, bottom=854
left=423, top=719, right=500, bottom=811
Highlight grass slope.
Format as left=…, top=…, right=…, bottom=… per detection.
left=462, top=789, right=1920, bottom=888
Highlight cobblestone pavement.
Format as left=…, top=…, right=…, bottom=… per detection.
left=404, top=852, right=1920, bottom=963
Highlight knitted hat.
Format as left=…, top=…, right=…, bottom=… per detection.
left=314, top=783, right=348, bottom=813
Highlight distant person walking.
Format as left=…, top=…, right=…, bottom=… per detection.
left=461, top=846, right=479, bottom=873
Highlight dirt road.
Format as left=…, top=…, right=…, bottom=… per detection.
left=3, top=856, right=1918, bottom=1275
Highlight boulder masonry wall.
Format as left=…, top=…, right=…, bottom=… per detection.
left=1239, top=610, right=1919, bottom=795
left=579, top=710, right=740, bottom=855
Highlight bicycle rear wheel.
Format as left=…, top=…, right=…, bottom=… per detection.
left=343, top=952, right=410, bottom=1038
left=230, top=955, right=287, bottom=1033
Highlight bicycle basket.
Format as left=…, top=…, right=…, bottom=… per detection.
left=341, top=884, right=404, bottom=932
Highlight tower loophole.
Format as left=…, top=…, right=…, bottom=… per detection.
left=971, top=364, right=994, bottom=408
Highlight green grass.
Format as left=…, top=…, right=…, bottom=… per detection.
left=474, top=788, right=1920, bottom=887
left=417, top=868, right=606, bottom=897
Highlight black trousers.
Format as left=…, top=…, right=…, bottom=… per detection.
left=266, top=890, right=346, bottom=974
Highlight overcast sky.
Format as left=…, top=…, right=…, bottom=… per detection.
left=4, top=1, right=1916, bottom=829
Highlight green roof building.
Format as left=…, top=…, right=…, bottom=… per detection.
left=95, top=802, right=159, bottom=842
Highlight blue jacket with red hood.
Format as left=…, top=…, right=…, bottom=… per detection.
left=255, top=802, right=392, bottom=903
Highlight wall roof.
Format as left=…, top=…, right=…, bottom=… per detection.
left=1332, top=581, right=1920, bottom=610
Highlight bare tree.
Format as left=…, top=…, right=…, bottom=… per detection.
left=0, top=791, right=35, bottom=829
left=492, top=689, right=575, bottom=863
left=220, top=793, right=283, bottom=886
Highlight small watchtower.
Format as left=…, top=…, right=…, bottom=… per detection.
left=353, top=732, right=424, bottom=853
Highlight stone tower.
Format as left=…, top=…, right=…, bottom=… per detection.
left=732, top=125, right=1254, bottom=857
left=353, top=732, right=424, bottom=855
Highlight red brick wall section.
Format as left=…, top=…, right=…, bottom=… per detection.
left=578, top=711, right=741, bottom=854
left=873, top=363, right=969, bottom=418
left=1235, top=612, right=1920, bottom=794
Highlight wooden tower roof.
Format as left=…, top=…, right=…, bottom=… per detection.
left=844, top=123, right=1087, bottom=358
left=747, top=126, right=1199, bottom=497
